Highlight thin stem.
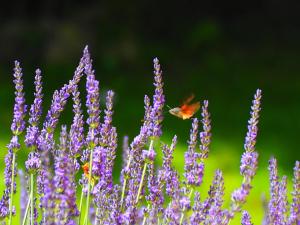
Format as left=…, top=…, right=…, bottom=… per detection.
left=30, top=173, right=34, bottom=225
left=9, top=152, right=16, bottom=225
left=120, top=156, right=132, bottom=208
left=78, top=188, right=84, bottom=224
left=135, top=140, right=153, bottom=205
left=21, top=197, right=31, bottom=225
left=179, top=187, right=194, bottom=225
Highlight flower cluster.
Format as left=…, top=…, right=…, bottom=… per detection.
left=0, top=46, right=299, bottom=225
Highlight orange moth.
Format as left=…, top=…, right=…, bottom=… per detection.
left=169, top=94, right=200, bottom=120
left=82, top=162, right=95, bottom=185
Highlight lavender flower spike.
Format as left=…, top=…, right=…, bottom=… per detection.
left=69, top=86, right=84, bottom=169
left=150, top=57, right=165, bottom=137
left=241, top=211, right=253, bottom=225
left=29, top=69, right=43, bottom=127
left=11, top=60, right=27, bottom=136
left=199, top=100, right=211, bottom=159
left=289, top=161, right=300, bottom=224
left=25, top=69, right=43, bottom=148
left=244, top=89, right=262, bottom=152
left=226, top=90, right=261, bottom=223
left=82, top=46, right=101, bottom=225
left=268, top=157, right=280, bottom=224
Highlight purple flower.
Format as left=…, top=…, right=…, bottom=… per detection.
left=240, top=151, right=258, bottom=182
left=242, top=211, right=253, bottom=225
left=0, top=190, right=10, bottom=219
left=25, top=126, right=40, bottom=148
left=53, top=126, right=79, bottom=223
left=289, top=161, right=300, bottom=224
left=278, top=176, right=288, bottom=224
left=25, top=152, right=41, bottom=174
left=204, top=170, right=224, bottom=224
left=25, top=69, right=43, bottom=148
left=199, top=100, right=211, bottom=159
left=227, top=90, right=261, bottom=221
left=69, top=87, right=84, bottom=167
left=29, top=69, right=43, bottom=127
left=98, top=90, right=117, bottom=187
left=11, top=61, right=27, bottom=135
left=150, top=58, right=165, bottom=137
left=190, top=192, right=201, bottom=224
left=41, top=46, right=86, bottom=141
left=4, top=149, right=17, bottom=194
left=84, top=49, right=100, bottom=147
left=268, top=157, right=280, bottom=224
left=184, top=118, right=199, bottom=186
left=244, top=89, right=261, bottom=152
left=7, top=135, right=21, bottom=152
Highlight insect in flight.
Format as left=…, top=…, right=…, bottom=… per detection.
left=169, top=94, right=200, bottom=120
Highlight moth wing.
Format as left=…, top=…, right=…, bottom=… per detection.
left=182, top=94, right=195, bottom=105
left=169, top=107, right=184, bottom=119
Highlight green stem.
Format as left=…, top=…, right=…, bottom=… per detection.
left=135, top=140, right=153, bottom=205
left=120, top=156, right=132, bottom=208
left=30, top=174, right=34, bottom=225
left=8, top=152, right=16, bottom=225
left=179, top=187, right=194, bottom=225
left=78, top=188, right=84, bottom=225
left=21, top=197, right=31, bottom=225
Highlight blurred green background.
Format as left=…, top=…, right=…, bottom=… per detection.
left=0, top=1, right=299, bottom=224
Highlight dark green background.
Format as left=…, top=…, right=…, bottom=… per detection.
left=0, top=1, right=299, bottom=223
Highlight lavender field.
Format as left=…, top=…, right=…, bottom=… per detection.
left=0, top=46, right=298, bottom=225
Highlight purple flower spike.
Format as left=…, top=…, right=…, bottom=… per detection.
left=54, top=126, right=79, bottom=223
left=0, top=190, right=10, bottom=220
left=184, top=118, right=199, bottom=186
left=278, top=176, right=288, bottom=224
left=204, top=170, right=224, bottom=224
left=69, top=87, right=84, bottom=161
left=25, top=69, right=43, bottom=148
left=240, top=151, right=258, bottom=182
left=25, top=152, right=41, bottom=174
left=268, top=157, right=280, bottom=224
left=150, top=58, right=165, bottom=137
left=226, top=90, right=261, bottom=222
left=41, top=47, right=86, bottom=139
left=242, top=211, right=253, bottom=225
left=29, top=69, right=43, bottom=127
left=244, top=89, right=262, bottom=152
left=5, top=149, right=17, bottom=192
left=84, top=50, right=100, bottom=147
left=289, top=161, right=300, bottom=224
left=199, top=100, right=211, bottom=159
left=11, top=61, right=27, bottom=136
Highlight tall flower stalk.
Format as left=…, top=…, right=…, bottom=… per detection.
left=135, top=57, right=165, bottom=206
left=7, top=61, right=27, bottom=225
left=225, top=89, right=261, bottom=224
left=82, top=47, right=101, bottom=225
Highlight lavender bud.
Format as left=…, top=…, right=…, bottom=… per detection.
left=25, top=152, right=41, bottom=174
left=242, top=210, right=253, bottom=225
